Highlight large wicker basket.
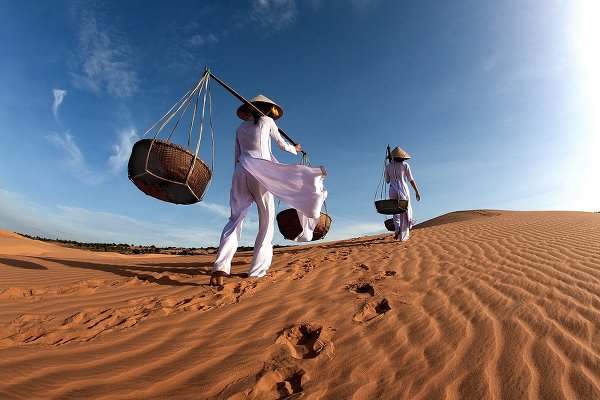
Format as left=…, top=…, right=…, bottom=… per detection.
left=374, top=199, right=408, bottom=215
left=384, top=218, right=395, bottom=231
left=276, top=208, right=332, bottom=241
left=128, top=139, right=212, bottom=205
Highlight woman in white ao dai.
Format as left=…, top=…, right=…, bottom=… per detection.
left=384, top=147, right=421, bottom=241
left=211, top=95, right=327, bottom=286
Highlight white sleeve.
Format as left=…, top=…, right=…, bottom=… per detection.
left=405, top=163, right=414, bottom=181
left=269, top=118, right=297, bottom=155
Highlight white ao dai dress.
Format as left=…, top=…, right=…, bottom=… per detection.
left=213, top=116, right=327, bottom=277
left=384, top=161, right=416, bottom=241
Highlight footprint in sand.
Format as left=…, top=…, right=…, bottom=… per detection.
left=353, top=298, right=391, bottom=323
left=345, top=282, right=375, bottom=297
left=275, top=323, right=334, bottom=360
left=2, top=277, right=266, bottom=347
left=220, top=323, right=335, bottom=399
left=253, top=364, right=306, bottom=399
left=0, top=277, right=149, bottom=301
left=0, top=314, right=56, bottom=346
left=212, top=280, right=258, bottom=306
left=284, top=260, right=317, bottom=281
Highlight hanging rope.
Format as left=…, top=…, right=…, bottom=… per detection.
left=128, top=69, right=214, bottom=205
left=374, top=146, right=389, bottom=203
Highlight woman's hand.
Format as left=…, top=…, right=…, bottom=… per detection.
left=295, top=143, right=302, bottom=152
left=416, top=192, right=421, bottom=201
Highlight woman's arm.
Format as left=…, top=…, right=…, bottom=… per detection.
left=410, top=180, right=421, bottom=201
left=269, top=118, right=297, bottom=154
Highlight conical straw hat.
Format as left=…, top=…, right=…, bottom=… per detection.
left=236, top=94, right=284, bottom=120
left=390, top=146, right=411, bottom=159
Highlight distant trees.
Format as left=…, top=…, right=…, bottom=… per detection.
left=16, top=233, right=289, bottom=255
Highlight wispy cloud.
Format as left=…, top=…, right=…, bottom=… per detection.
left=108, top=128, right=138, bottom=173
left=0, top=188, right=222, bottom=247
left=246, top=0, right=298, bottom=31
left=70, top=3, right=138, bottom=97
left=52, top=89, right=67, bottom=120
left=46, top=132, right=107, bottom=184
left=46, top=126, right=138, bottom=182
left=187, top=34, right=219, bottom=47
left=323, top=217, right=386, bottom=241
left=198, top=201, right=231, bottom=218
left=46, top=132, right=84, bottom=166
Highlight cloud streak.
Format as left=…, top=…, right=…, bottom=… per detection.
left=46, top=132, right=108, bottom=184
left=108, top=128, right=138, bottom=173
left=46, top=126, right=139, bottom=182
left=70, top=3, right=138, bottom=97
left=46, top=132, right=84, bottom=166
left=198, top=201, right=231, bottom=218
left=324, top=218, right=386, bottom=241
left=0, top=188, right=222, bottom=247
left=246, top=0, right=298, bottom=32
left=52, top=89, right=67, bottom=119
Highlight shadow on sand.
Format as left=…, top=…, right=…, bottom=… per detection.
left=0, top=257, right=49, bottom=270
left=29, top=257, right=246, bottom=286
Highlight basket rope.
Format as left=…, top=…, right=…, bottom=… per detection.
left=374, top=144, right=400, bottom=222
left=140, top=71, right=214, bottom=186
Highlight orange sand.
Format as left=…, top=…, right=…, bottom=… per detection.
left=0, top=210, right=599, bottom=399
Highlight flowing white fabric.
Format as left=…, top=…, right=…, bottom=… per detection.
left=239, top=157, right=327, bottom=220
left=213, top=116, right=327, bottom=277
left=385, top=161, right=416, bottom=241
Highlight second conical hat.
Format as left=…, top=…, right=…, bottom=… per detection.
left=390, top=146, right=411, bottom=159
left=236, top=94, right=284, bottom=120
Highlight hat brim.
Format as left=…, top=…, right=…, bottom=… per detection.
left=390, top=147, right=411, bottom=159
left=237, top=101, right=284, bottom=120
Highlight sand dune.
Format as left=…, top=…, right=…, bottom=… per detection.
left=1, top=210, right=599, bottom=399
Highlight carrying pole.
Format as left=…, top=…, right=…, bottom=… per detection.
left=206, top=68, right=307, bottom=156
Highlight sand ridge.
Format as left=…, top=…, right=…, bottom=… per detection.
left=0, top=211, right=599, bottom=399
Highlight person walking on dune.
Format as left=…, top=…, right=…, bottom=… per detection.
left=210, top=95, right=327, bottom=286
left=385, top=146, right=421, bottom=241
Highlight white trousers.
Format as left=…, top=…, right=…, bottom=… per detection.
left=213, top=164, right=274, bottom=277
left=389, top=187, right=414, bottom=241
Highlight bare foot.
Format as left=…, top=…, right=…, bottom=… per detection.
left=393, top=232, right=400, bottom=240
left=209, top=271, right=224, bottom=286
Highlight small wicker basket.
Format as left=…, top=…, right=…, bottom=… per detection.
left=128, top=139, right=212, bottom=205
left=276, top=208, right=332, bottom=241
left=374, top=199, right=408, bottom=215
left=384, top=218, right=395, bottom=231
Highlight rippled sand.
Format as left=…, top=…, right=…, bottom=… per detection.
left=1, top=210, right=599, bottom=399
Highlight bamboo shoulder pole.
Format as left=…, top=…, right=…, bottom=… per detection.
left=207, top=70, right=306, bottom=156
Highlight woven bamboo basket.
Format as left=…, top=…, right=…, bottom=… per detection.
left=276, top=208, right=332, bottom=241
left=384, top=218, right=395, bottom=231
left=374, top=199, right=408, bottom=215
left=128, top=139, right=212, bottom=205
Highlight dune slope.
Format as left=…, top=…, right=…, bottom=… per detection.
left=1, top=210, right=599, bottom=399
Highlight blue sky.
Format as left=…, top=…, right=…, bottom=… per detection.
left=0, top=0, right=598, bottom=247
